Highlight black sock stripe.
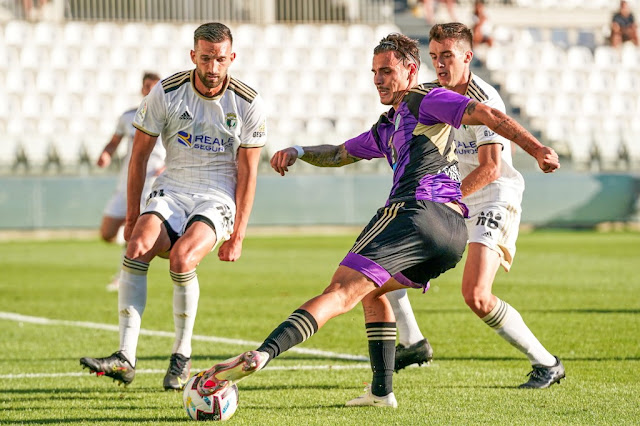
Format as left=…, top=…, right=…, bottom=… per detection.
left=485, top=300, right=507, bottom=328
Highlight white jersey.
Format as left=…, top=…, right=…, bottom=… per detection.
left=133, top=70, right=267, bottom=204
left=114, top=107, right=166, bottom=193
left=454, top=74, right=525, bottom=209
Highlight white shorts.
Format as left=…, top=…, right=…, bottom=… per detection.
left=465, top=202, right=521, bottom=272
left=141, top=188, right=234, bottom=249
left=103, top=174, right=157, bottom=219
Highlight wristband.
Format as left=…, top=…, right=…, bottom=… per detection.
left=293, top=145, right=305, bottom=158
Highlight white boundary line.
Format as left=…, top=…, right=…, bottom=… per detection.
left=0, top=311, right=368, bottom=365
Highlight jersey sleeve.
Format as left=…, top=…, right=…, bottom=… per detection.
left=239, top=94, right=267, bottom=148
left=419, top=87, right=471, bottom=128
left=474, top=94, right=508, bottom=149
left=344, top=129, right=384, bottom=160
left=132, top=83, right=165, bottom=137
left=114, top=112, right=130, bottom=136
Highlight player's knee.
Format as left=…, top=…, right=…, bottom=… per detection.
left=462, top=290, right=493, bottom=313
left=168, top=247, right=198, bottom=272
left=125, top=238, right=154, bottom=260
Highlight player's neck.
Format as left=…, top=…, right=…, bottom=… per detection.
left=194, top=75, right=227, bottom=98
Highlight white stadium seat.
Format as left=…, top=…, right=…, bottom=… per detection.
left=4, top=21, right=31, bottom=47
left=593, top=46, right=620, bottom=69
left=33, top=21, right=60, bottom=47
left=63, top=21, right=89, bottom=48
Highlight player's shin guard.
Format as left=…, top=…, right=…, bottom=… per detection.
left=483, top=298, right=556, bottom=367
left=257, top=309, right=318, bottom=362
left=118, top=257, right=149, bottom=365
left=366, top=322, right=396, bottom=397
left=170, top=269, right=199, bottom=358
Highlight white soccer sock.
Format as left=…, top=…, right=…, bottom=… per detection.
left=118, top=257, right=149, bottom=366
left=482, top=298, right=557, bottom=367
left=386, top=288, right=425, bottom=346
left=170, top=269, right=200, bottom=358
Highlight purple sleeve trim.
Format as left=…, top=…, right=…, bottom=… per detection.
left=340, top=252, right=391, bottom=287
left=344, top=130, right=384, bottom=160
left=420, top=87, right=471, bottom=128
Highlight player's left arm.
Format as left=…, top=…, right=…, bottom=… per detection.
left=461, top=143, right=501, bottom=198
left=218, top=146, right=261, bottom=262
left=460, top=101, right=560, bottom=173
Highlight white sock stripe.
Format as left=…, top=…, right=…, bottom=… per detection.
left=122, top=257, right=149, bottom=271
left=170, top=270, right=197, bottom=285
left=289, top=312, right=315, bottom=336
left=484, top=299, right=509, bottom=329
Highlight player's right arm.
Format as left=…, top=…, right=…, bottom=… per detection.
left=124, top=129, right=157, bottom=240
left=460, top=100, right=560, bottom=173
left=270, top=144, right=361, bottom=176
left=96, top=134, right=124, bottom=168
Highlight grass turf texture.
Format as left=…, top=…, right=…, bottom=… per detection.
left=0, top=230, right=638, bottom=425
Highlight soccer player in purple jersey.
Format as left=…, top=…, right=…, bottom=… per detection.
left=195, top=33, right=559, bottom=408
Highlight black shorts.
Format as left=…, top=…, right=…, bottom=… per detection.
left=340, top=200, right=467, bottom=288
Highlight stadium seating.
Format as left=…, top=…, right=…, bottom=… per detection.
left=2, top=15, right=639, bottom=173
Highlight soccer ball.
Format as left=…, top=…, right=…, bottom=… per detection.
left=182, top=371, right=239, bottom=421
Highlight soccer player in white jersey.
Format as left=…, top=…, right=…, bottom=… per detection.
left=96, top=72, right=166, bottom=292
left=80, top=22, right=267, bottom=390
left=387, top=23, right=565, bottom=388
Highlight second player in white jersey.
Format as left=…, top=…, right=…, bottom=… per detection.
left=454, top=73, right=525, bottom=269
left=134, top=70, right=266, bottom=202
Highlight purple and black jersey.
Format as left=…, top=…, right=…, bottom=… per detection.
left=345, top=84, right=470, bottom=207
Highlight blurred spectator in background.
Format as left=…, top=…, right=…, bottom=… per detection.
left=22, top=0, right=48, bottom=20
left=414, top=0, right=458, bottom=25
left=472, top=0, right=494, bottom=47
left=610, top=0, right=639, bottom=47
left=97, top=72, right=165, bottom=292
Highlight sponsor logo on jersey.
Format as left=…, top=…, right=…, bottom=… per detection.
left=225, top=113, right=237, bottom=129
left=252, top=120, right=266, bottom=138
left=455, top=139, right=478, bottom=155
left=177, top=131, right=233, bottom=152
left=136, top=100, right=147, bottom=123
left=177, top=131, right=193, bottom=147
left=179, top=109, right=193, bottom=120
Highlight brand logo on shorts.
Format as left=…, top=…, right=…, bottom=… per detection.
left=482, top=231, right=492, bottom=238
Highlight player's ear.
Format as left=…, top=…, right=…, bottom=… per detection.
left=465, top=50, right=474, bottom=64
left=190, top=49, right=196, bottom=64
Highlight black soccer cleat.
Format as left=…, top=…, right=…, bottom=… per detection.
left=163, top=353, right=191, bottom=391
left=394, top=338, right=434, bottom=372
left=80, top=351, right=136, bottom=386
left=518, top=356, right=565, bottom=389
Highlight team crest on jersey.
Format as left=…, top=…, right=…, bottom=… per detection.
left=225, top=113, right=237, bottom=129
left=137, top=100, right=147, bottom=122
left=177, top=131, right=193, bottom=147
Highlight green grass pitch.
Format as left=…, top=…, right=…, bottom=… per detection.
left=0, top=230, right=638, bottom=425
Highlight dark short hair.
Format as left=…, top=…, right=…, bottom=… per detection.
left=142, top=71, right=160, bottom=82
left=374, top=33, right=421, bottom=68
left=429, top=22, right=473, bottom=49
left=193, top=22, right=233, bottom=47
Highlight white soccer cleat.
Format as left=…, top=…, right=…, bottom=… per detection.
left=197, top=350, right=269, bottom=396
left=345, top=384, right=398, bottom=408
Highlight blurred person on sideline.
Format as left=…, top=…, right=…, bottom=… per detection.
left=415, top=0, right=458, bottom=25
left=80, top=22, right=267, bottom=391
left=193, top=32, right=560, bottom=408
left=472, top=0, right=494, bottom=47
left=611, top=0, right=639, bottom=47
left=97, top=72, right=165, bottom=292
left=387, top=23, right=565, bottom=389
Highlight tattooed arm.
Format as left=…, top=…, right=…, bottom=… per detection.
left=460, top=100, right=560, bottom=173
left=270, top=144, right=361, bottom=176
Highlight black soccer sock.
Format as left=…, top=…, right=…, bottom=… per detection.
left=257, top=309, right=318, bottom=362
left=366, top=322, right=396, bottom=397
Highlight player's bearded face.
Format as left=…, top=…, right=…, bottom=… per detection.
left=372, top=51, right=413, bottom=107
left=191, top=39, right=235, bottom=92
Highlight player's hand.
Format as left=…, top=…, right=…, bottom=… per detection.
left=97, top=151, right=111, bottom=168
left=270, top=147, right=299, bottom=176
left=536, top=146, right=560, bottom=173
left=218, top=237, right=242, bottom=262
